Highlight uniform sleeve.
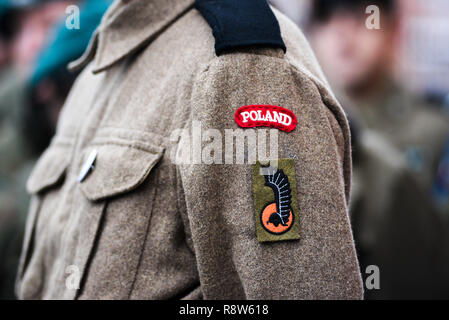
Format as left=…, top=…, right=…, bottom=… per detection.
left=177, top=49, right=363, bottom=299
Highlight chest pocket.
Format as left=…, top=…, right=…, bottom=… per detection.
left=18, top=138, right=165, bottom=299
left=78, top=143, right=164, bottom=201
left=74, top=142, right=165, bottom=299
left=17, top=139, right=70, bottom=296
left=26, top=143, right=70, bottom=194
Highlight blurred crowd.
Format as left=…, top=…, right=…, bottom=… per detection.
left=0, top=0, right=111, bottom=299
left=0, top=0, right=449, bottom=299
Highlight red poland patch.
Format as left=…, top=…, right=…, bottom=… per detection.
left=235, top=105, right=297, bottom=133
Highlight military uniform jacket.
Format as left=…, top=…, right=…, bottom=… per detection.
left=16, top=0, right=363, bottom=299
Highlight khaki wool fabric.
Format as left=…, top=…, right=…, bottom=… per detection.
left=16, top=0, right=363, bottom=299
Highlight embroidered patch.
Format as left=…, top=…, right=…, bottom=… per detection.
left=235, top=105, right=297, bottom=133
left=252, top=159, right=300, bottom=243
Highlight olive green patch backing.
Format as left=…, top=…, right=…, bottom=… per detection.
left=252, top=159, right=300, bottom=243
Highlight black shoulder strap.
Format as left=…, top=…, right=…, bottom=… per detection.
left=195, top=0, right=286, bottom=56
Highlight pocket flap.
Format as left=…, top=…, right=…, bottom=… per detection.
left=79, top=144, right=164, bottom=201
left=26, top=146, right=69, bottom=194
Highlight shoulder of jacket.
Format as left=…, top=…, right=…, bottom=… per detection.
left=194, top=0, right=286, bottom=56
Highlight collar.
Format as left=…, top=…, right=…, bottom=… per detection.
left=69, top=0, right=195, bottom=74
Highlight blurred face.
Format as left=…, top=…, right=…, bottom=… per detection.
left=10, top=1, right=71, bottom=73
left=310, top=12, right=396, bottom=95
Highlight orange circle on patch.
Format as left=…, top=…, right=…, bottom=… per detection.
left=260, top=202, right=294, bottom=235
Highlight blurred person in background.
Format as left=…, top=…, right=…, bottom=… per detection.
left=0, top=0, right=110, bottom=299
left=7, top=0, right=74, bottom=75
left=348, top=100, right=449, bottom=299
left=308, top=0, right=449, bottom=198
left=307, top=0, right=449, bottom=299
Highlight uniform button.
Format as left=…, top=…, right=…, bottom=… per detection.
left=78, top=149, right=98, bottom=182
